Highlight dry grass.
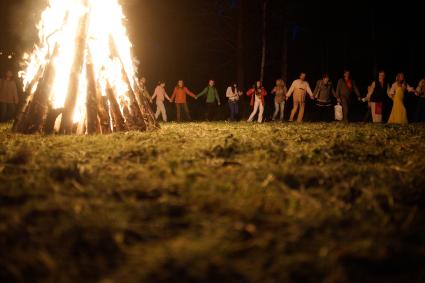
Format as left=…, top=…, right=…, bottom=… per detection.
left=1, top=122, right=425, bottom=283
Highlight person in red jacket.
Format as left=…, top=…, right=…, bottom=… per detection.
left=247, top=81, right=267, bottom=123
left=170, top=80, right=197, bottom=122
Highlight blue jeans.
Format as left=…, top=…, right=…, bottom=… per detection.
left=228, top=101, right=239, bottom=121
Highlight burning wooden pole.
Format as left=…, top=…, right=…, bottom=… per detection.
left=59, top=5, right=90, bottom=134
left=13, top=44, right=60, bottom=134
left=109, top=36, right=158, bottom=131
left=135, top=80, right=160, bottom=130
left=106, top=82, right=127, bottom=132
left=86, top=52, right=100, bottom=134
left=12, top=64, right=44, bottom=133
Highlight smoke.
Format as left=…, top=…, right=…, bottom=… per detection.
left=8, top=0, right=48, bottom=49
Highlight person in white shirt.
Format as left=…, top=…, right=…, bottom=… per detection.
left=150, top=81, right=171, bottom=122
left=286, top=72, right=314, bottom=122
left=246, top=81, right=267, bottom=123
left=226, top=82, right=243, bottom=121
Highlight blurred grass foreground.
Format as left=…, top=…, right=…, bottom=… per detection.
left=1, top=122, right=425, bottom=283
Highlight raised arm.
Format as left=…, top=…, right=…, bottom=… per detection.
left=406, top=84, right=416, bottom=93
left=306, top=82, right=314, bottom=98
left=331, top=83, right=337, bottom=99
left=364, top=81, right=376, bottom=101
left=214, top=88, right=221, bottom=104
left=246, top=88, right=255, bottom=97
left=170, top=88, right=177, bottom=102
left=286, top=81, right=296, bottom=98
left=164, top=91, right=171, bottom=102
left=196, top=87, right=208, bottom=99
left=353, top=81, right=361, bottom=99
left=335, top=80, right=342, bottom=100
left=313, top=80, right=321, bottom=98
left=185, top=87, right=197, bottom=99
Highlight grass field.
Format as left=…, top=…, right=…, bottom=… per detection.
left=1, top=122, right=425, bottom=283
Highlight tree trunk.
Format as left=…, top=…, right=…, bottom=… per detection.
left=260, top=0, right=267, bottom=82
left=343, top=31, right=349, bottom=69
left=281, top=20, right=289, bottom=81
left=370, top=6, right=377, bottom=76
left=237, top=0, right=245, bottom=88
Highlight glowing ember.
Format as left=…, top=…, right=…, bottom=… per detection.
left=16, top=0, right=157, bottom=134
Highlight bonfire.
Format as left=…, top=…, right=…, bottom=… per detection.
left=14, top=0, right=158, bottom=135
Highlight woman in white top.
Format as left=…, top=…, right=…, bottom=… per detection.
left=226, top=82, right=243, bottom=121
left=286, top=72, right=314, bottom=122
left=150, top=81, right=171, bottom=122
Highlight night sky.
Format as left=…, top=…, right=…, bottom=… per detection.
left=1, top=0, right=423, bottom=97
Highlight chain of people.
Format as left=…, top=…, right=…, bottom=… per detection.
left=1, top=70, right=425, bottom=125
left=140, top=70, right=425, bottom=124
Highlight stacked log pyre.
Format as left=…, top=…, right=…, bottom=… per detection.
left=13, top=1, right=158, bottom=135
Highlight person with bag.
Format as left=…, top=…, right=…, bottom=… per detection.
left=170, top=80, right=197, bottom=122
left=286, top=72, right=314, bottom=122
left=197, top=80, right=221, bottom=121
left=313, top=74, right=336, bottom=122
left=226, top=82, right=243, bottom=121
left=362, top=71, right=390, bottom=123
left=271, top=79, right=288, bottom=121
left=247, top=81, right=267, bottom=123
left=150, top=81, right=172, bottom=122
left=335, top=70, right=362, bottom=122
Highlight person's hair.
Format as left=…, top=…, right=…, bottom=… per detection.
left=157, top=80, right=164, bottom=86
left=322, top=73, right=329, bottom=79
left=396, top=72, right=405, bottom=82
left=376, top=70, right=386, bottom=81
left=231, top=82, right=237, bottom=93
left=275, top=79, right=285, bottom=89
left=300, top=72, right=306, bottom=76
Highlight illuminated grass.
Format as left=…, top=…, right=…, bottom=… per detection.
left=1, top=122, right=425, bottom=283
